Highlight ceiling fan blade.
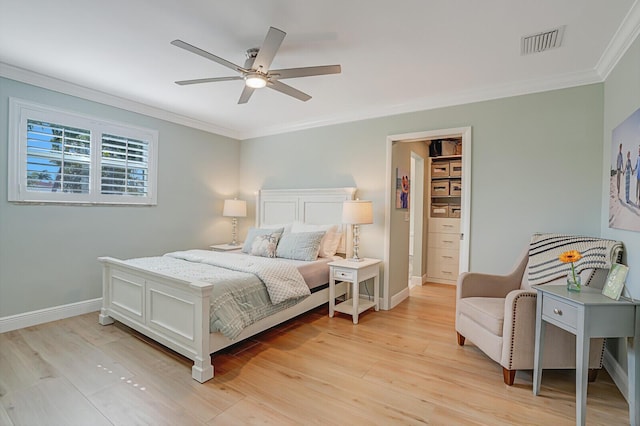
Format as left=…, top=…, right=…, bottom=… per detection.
left=252, top=27, right=286, bottom=72
left=175, top=76, right=243, bottom=86
left=238, top=86, right=255, bottom=104
left=267, top=80, right=311, bottom=102
left=171, top=39, right=246, bottom=73
left=269, top=64, right=341, bottom=80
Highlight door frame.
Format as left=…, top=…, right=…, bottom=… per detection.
left=383, top=126, right=472, bottom=309
left=409, top=151, right=425, bottom=287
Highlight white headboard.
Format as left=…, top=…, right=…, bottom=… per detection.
left=256, top=187, right=356, bottom=255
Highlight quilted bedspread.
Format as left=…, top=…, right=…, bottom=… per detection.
left=124, top=250, right=310, bottom=340
left=165, top=249, right=310, bottom=304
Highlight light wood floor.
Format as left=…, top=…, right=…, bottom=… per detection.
left=0, top=284, right=631, bottom=425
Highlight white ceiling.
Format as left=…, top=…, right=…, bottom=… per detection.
left=1, top=1, right=639, bottom=140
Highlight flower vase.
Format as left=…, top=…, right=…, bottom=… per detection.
left=566, top=271, right=581, bottom=292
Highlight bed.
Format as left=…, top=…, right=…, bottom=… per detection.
left=98, top=187, right=355, bottom=382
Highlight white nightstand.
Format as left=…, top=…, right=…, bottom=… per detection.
left=328, top=258, right=381, bottom=324
left=210, top=243, right=242, bottom=252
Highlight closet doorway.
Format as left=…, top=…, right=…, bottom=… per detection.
left=383, top=127, right=471, bottom=310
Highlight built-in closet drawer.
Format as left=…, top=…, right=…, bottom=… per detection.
left=427, top=249, right=460, bottom=281
left=430, top=217, right=460, bottom=234
left=428, top=233, right=460, bottom=251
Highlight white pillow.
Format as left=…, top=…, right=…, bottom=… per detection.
left=290, top=222, right=340, bottom=257
left=319, top=231, right=343, bottom=258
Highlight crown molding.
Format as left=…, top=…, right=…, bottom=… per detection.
left=596, top=0, right=640, bottom=80
left=0, top=62, right=241, bottom=140
left=238, top=68, right=603, bottom=140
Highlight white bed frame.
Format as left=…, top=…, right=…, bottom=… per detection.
left=98, top=187, right=355, bottom=382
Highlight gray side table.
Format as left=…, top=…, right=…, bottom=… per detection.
left=533, top=284, right=639, bottom=426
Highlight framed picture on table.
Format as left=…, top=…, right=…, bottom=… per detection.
left=602, top=263, right=628, bottom=301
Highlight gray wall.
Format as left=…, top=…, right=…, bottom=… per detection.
left=601, top=35, right=640, bottom=298
left=0, top=77, right=240, bottom=317
left=240, top=84, right=605, bottom=300
left=600, top=34, right=640, bottom=370
left=0, top=78, right=607, bottom=318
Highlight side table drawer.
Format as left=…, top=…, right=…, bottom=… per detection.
left=542, top=297, right=578, bottom=329
left=333, top=269, right=354, bottom=281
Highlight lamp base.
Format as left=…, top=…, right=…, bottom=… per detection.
left=347, top=257, right=365, bottom=262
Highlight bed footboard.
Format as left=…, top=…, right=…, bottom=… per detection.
left=99, top=257, right=350, bottom=383
left=98, top=257, right=215, bottom=382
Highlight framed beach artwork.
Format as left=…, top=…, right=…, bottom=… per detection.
left=396, top=167, right=410, bottom=209
left=609, top=107, right=640, bottom=232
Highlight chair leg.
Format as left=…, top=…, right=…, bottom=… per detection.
left=588, top=368, right=598, bottom=382
left=502, top=368, right=516, bottom=386
left=456, top=332, right=465, bottom=346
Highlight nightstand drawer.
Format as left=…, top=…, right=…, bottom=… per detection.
left=542, top=297, right=578, bottom=329
left=333, top=269, right=354, bottom=281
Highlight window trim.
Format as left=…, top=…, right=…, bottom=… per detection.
left=8, top=98, right=158, bottom=205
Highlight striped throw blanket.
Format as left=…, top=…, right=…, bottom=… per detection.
left=527, top=233, right=622, bottom=286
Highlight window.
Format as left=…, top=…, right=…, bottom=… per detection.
left=9, top=98, right=158, bottom=205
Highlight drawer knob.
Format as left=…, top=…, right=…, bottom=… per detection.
left=553, top=308, right=563, bottom=316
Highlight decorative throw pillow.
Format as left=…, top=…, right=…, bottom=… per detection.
left=250, top=232, right=282, bottom=258
left=290, top=222, right=340, bottom=257
left=276, top=231, right=325, bottom=261
left=242, top=227, right=284, bottom=253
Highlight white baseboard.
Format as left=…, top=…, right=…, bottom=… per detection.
left=0, top=298, right=102, bottom=333
left=389, top=286, right=410, bottom=310
left=603, top=347, right=629, bottom=403
left=409, top=276, right=422, bottom=288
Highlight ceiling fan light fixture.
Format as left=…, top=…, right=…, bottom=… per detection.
left=245, top=72, right=267, bottom=89
left=172, top=26, right=341, bottom=103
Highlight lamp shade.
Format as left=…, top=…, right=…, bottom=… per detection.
left=342, top=200, right=373, bottom=224
left=222, top=199, right=247, bottom=217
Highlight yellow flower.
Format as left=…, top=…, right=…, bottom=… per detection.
left=559, top=250, right=582, bottom=263
left=559, top=250, right=582, bottom=288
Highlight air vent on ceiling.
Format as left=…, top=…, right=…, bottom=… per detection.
left=521, top=26, right=565, bottom=55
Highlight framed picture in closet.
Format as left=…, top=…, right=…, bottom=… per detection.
left=396, top=167, right=410, bottom=209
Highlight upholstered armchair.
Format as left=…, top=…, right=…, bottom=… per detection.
left=455, top=235, right=623, bottom=385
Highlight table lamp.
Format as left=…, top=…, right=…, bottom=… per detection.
left=342, top=200, right=373, bottom=262
left=223, top=198, right=247, bottom=246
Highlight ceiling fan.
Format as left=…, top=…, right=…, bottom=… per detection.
left=171, top=27, right=341, bottom=104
